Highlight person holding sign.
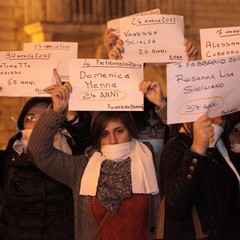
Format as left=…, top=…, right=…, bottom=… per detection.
left=140, top=79, right=240, bottom=239
left=158, top=114, right=228, bottom=239
left=44, top=68, right=92, bottom=154
left=27, top=82, right=160, bottom=240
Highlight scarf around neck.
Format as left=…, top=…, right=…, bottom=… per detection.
left=13, top=129, right=72, bottom=155
left=80, top=138, right=159, bottom=196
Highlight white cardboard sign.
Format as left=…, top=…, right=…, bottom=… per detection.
left=69, top=59, right=144, bottom=111
left=24, top=42, right=78, bottom=82
left=119, top=14, right=187, bottom=63
left=200, top=26, right=240, bottom=59
left=107, top=8, right=161, bottom=37
left=0, top=51, right=57, bottom=97
left=167, top=55, right=240, bottom=124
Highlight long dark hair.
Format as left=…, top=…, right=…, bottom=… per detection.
left=222, top=111, right=240, bottom=151
left=91, top=111, right=137, bottom=149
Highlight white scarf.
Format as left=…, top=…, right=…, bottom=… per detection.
left=209, top=124, right=224, bottom=148
left=80, top=138, right=159, bottom=196
left=13, top=129, right=72, bottom=155
left=230, top=143, right=240, bottom=153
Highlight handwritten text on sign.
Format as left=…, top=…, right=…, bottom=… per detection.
left=0, top=51, right=56, bottom=97
left=119, top=14, right=187, bottom=63
left=200, top=26, right=240, bottom=59
left=107, top=8, right=161, bottom=37
left=69, top=59, right=143, bottom=111
left=167, top=55, right=240, bottom=124
left=24, top=42, right=78, bottom=82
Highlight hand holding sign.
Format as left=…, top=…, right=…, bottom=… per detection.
left=119, top=14, right=187, bottom=63
left=52, top=82, right=72, bottom=114
left=191, top=114, right=214, bottom=155
left=139, top=80, right=166, bottom=109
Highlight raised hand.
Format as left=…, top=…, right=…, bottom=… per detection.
left=43, top=68, right=63, bottom=94
left=52, top=82, right=72, bottom=114
left=103, top=28, right=119, bottom=52
left=139, top=80, right=166, bottom=109
left=184, top=38, right=198, bottom=61
left=108, top=39, right=124, bottom=60
left=190, top=114, right=214, bottom=155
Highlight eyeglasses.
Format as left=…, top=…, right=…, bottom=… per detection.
left=139, top=123, right=165, bottom=135
left=23, top=115, right=38, bottom=123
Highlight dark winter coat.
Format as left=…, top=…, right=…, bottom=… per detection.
left=0, top=132, right=74, bottom=240
left=160, top=133, right=240, bottom=240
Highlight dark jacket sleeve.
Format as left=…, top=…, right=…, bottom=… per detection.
left=160, top=133, right=209, bottom=218
left=27, top=107, right=88, bottom=189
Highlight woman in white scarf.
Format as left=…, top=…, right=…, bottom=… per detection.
left=80, top=111, right=159, bottom=239
left=47, top=82, right=159, bottom=239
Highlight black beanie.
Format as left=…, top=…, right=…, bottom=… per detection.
left=17, top=97, right=52, bottom=130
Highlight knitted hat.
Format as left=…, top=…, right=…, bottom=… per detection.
left=17, top=97, right=52, bottom=130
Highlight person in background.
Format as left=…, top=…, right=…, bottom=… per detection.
left=27, top=81, right=159, bottom=240
left=131, top=97, right=167, bottom=176
left=222, top=111, right=240, bottom=239
left=223, top=111, right=240, bottom=161
left=0, top=97, right=74, bottom=240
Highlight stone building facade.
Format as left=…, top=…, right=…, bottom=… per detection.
left=0, top=0, right=240, bottom=149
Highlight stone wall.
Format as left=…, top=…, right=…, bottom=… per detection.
left=0, top=0, right=240, bottom=149
left=0, top=0, right=28, bottom=150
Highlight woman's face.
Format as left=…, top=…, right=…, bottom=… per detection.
left=100, top=119, right=131, bottom=145
left=23, top=103, right=49, bottom=130
left=137, top=110, right=165, bottom=140
left=229, top=122, right=240, bottom=144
